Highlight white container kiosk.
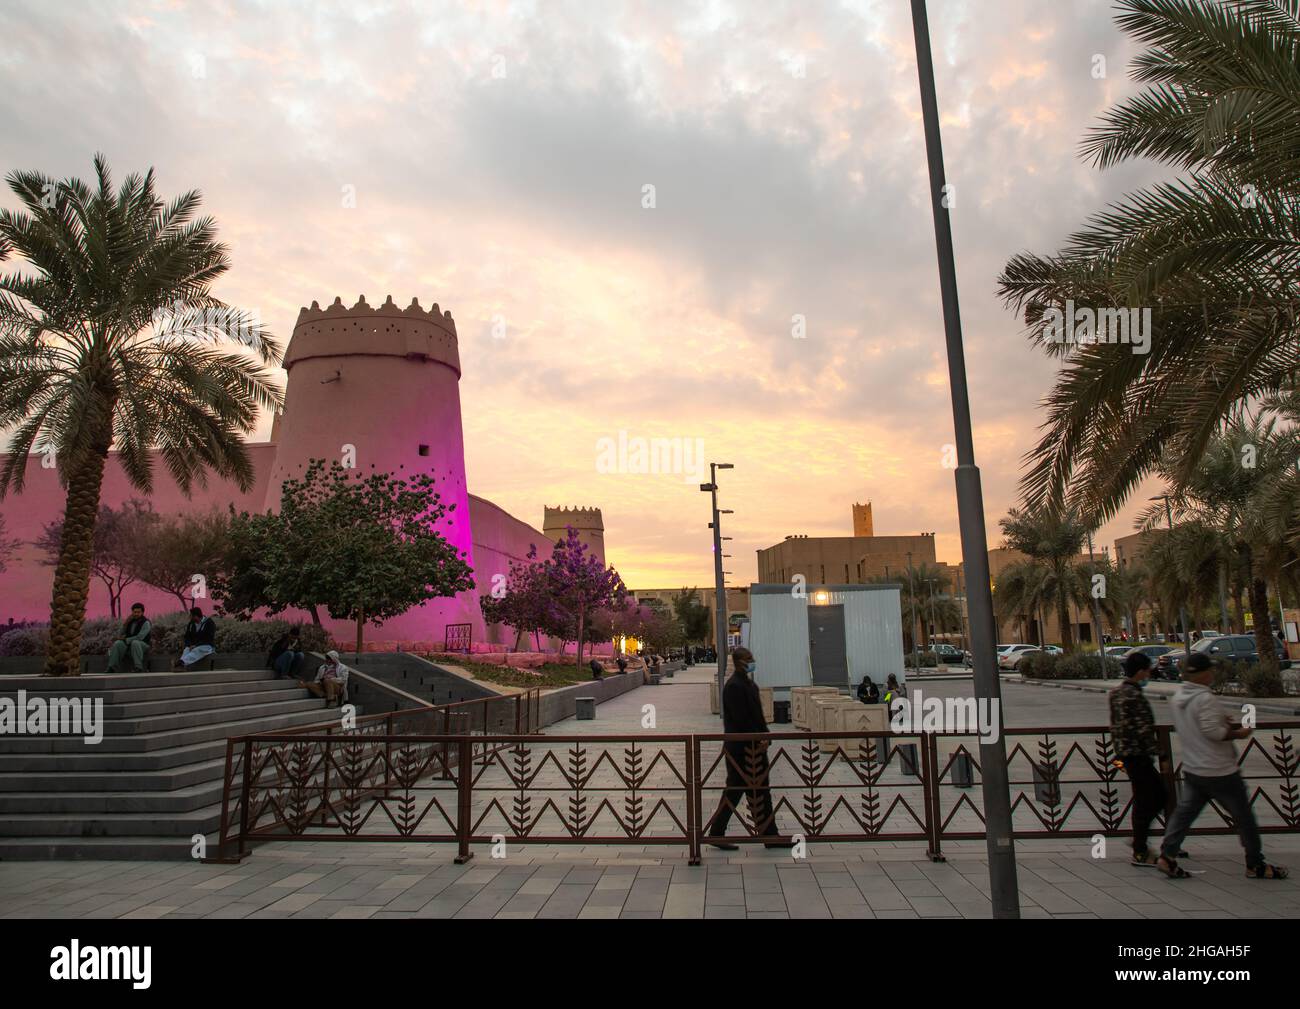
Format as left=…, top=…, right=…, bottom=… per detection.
left=747, top=583, right=906, bottom=697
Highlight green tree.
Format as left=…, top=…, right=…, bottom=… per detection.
left=1140, top=416, right=1295, bottom=675
left=993, top=560, right=1051, bottom=645
left=0, top=156, right=281, bottom=675
left=999, top=507, right=1092, bottom=652
left=671, top=587, right=712, bottom=644
left=996, top=0, right=1300, bottom=519
left=131, top=509, right=229, bottom=609
left=36, top=499, right=155, bottom=619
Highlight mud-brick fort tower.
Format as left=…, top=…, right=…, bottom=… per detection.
left=0, top=294, right=609, bottom=650
left=543, top=506, right=605, bottom=565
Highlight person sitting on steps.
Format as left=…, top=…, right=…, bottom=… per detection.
left=175, top=606, right=216, bottom=670
left=268, top=626, right=305, bottom=680
left=105, top=604, right=152, bottom=673
left=301, top=650, right=350, bottom=707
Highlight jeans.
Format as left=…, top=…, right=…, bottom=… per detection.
left=1121, top=755, right=1165, bottom=853
left=1161, top=771, right=1263, bottom=868
left=274, top=651, right=304, bottom=679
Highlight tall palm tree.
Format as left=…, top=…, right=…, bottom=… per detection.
left=0, top=156, right=281, bottom=675
left=1139, top=416, right=1293, bottom=673
left=993, top=559, right=1051, bottom=645
left=997, top=0, right=1300, bottom=519
left=999, top=507, right=1093, bottom=652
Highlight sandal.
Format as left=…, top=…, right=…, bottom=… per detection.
left=1157, top=855, right=1190, bottom=879
left=1246, top=863, right=1289, bottom=880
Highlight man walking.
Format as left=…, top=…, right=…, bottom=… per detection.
left=706, top=647, right=793, bottom=851
left=1109, top=652, right=1164, bottom=866
left=1158, top=652, right=1288, bottom=880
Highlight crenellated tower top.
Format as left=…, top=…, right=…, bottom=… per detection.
left=284, top=295, right=460, bottom=376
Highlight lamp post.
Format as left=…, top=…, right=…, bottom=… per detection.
left=906, top=551, right=920, bottom=666
left=1152, top=494, right=1191, bottom=664
left=702, top=463, right=733, bottom=717
left=910, top=0, right=1019, bottom=918
left=1085, top=531, right=1108, bottom=677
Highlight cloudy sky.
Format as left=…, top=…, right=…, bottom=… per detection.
left=0, top=0, right=1170, bottom=588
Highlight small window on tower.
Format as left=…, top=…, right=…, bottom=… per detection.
left=418, top=445, right=430, bottom=457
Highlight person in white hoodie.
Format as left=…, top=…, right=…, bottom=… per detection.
left=1158, top=652, right=1288, bottom=880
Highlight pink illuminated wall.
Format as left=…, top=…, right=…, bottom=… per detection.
left=0, top=295, right=580, bottom=650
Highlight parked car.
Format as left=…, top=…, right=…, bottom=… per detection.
left=1104, top=645, right=1131, bottom=658
left=931, top=643, right=967, bottom=665
left=1042, top=645, right=1063, bottom=656
left=1168, top=634, right=1292, bottom=675
left=1013, top=648, right=1043, bottom=672
left=997, top=644, right=1038, bottom=670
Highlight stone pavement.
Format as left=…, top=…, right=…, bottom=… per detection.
left=1, top=666, right=1297, bottom=920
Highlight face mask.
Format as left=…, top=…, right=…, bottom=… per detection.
left=744, top=661, right=756, bottom=673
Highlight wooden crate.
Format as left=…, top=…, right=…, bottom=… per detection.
left=791, top=686, right=841, bottom=729
left=818, top=703, right=890, bottom=757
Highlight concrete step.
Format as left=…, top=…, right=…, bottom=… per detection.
left=0, top=679, right=303, bottom=711
left=0, top=835, right=213, bottom=860
left=0, top=738, right=233, bottom=774
left=0, top=757, right=229, bottom=792
left=0, top=779, right=227, bottom=814
left=94, top=684, right=308, bottom=718
left=94, top=696, right=326, bottom=736
left=0, top=803, right=224, bottom=837
left=0, top=704, right=337, bottom=754
left=0, top=668, right=281, bottom=693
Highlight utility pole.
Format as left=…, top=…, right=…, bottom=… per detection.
left=910, top=0, right=1019, bottom=918
left=927, top=577, right=938, bottom=652
left=702, top=463, right=733, bottom=718
left=906, top=551, right=920, bottom=666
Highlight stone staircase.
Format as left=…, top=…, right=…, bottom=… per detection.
left=0, top=668, right=345, bottom=860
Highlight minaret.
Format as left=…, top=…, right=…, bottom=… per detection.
left=852, top=501, right=874, bottom=538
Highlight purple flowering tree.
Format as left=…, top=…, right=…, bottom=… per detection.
left=542, top=527, right=626, bottom=668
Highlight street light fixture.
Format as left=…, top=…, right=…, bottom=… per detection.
left=911, top=0, right=1019, bottom=918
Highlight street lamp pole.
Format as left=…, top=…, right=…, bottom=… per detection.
left=910, top=0, right=1019, bottom=918
left=703, top=463, right=733, bottom=717
left=906, top=551, right=920, bottom=667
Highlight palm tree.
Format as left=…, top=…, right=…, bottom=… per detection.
left=0, top=156, right=281, bottom=675
left=993, top=559, right=1051, bottom=644
left=996, top=0, right=1300, bottom=519
left=999, top=507, right=1094, bottom=652
left=1139, top=416, right=1293, bottom=674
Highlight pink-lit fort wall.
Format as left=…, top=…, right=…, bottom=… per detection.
left=0, top=296, right=605, bottom=651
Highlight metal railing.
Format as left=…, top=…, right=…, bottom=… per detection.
left=212, top=717, right=1299, bottom=865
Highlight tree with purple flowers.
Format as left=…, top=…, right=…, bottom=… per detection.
left=480, top=546, right=552, bottom=651
left=541, top=527, right=626, bottom=668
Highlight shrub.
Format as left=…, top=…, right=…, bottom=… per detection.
left=904, top=651, right=939, bottom=669
left=1018, top=652, right=1119, bottom=680
left=1, top=612, right=333, bottom=656
left=0, top=626, right=49, bottom=656
left=1240, top=663, right=1285, bottom=698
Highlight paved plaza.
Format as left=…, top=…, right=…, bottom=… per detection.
left=1, top=667, right=1297, bottom=920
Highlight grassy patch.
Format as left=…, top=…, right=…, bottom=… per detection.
left=424, top=655, right=615, bottom=690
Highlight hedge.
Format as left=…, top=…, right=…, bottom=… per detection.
left=0, top=612, right=332, bottom=657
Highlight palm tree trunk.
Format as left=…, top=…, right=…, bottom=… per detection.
left=1056, top=595, right=1074, bottom=653
left=46, top=451, right=110, bottom=677
left=1249, top=571, right=1279, bottom=675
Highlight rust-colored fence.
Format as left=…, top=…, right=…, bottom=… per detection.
left=212, top=718, right=1299, bottom=865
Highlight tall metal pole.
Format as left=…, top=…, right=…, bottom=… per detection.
left=910, top=0, right=1019, bottom=918
left=927, top=577, right=938, bottom=650
left=906, top=551, right=920, bottom=666
left=1086, top=531, right=1108, bottom=678
left=709, top=463, right=729, bottom=717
